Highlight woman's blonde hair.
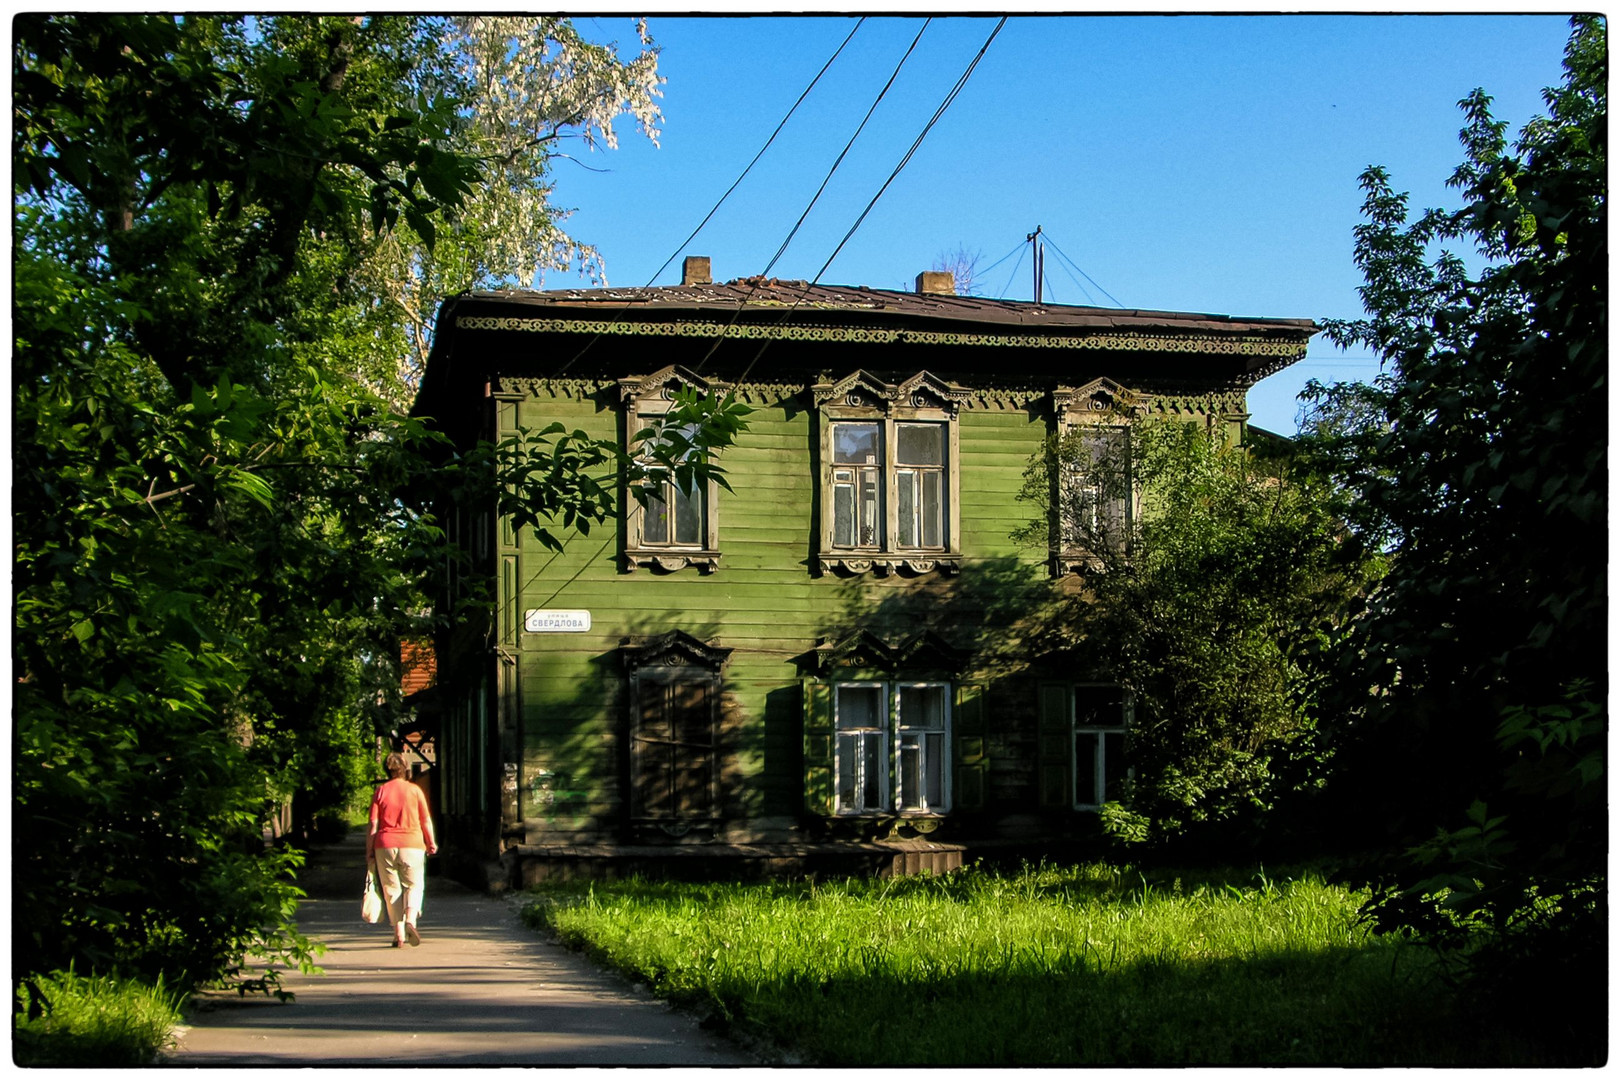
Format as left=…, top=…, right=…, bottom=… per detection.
left=384, top=752, right=408, bottom=779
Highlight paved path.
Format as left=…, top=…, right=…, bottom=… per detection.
left=165, top=834, right=753, bottom=1066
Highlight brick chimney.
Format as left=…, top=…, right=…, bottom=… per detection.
left=682, top=256, right=712, bottom=286
left=916, top=270, right=954, bottom=295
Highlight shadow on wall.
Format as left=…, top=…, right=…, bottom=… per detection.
left=521, top=612, right=757, bottom=842
left=819, top=555, right=1079, bottom=682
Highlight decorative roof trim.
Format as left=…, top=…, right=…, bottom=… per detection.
left=621, top=629, right=732, bottom=673
left=457, top=315, right=1308, bottom=359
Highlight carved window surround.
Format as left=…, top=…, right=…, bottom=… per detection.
left=813, top=370, right=966, bottom=577
left=1050, top=379, right=1142, bottom=577
left=620, top=366, right=725, bottom=574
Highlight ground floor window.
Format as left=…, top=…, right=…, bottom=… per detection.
left=1039, top=682, right=1131, bottom=810
left=833, top=681, right=950, bottom=815
left=630, top=673, right=716, bottom=819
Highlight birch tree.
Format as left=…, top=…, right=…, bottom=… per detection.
left=355, top=16, right=666, bottom=405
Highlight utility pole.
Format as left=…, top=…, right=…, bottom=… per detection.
left=1027, top=225, right=1044, bottom=304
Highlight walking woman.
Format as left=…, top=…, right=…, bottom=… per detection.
left=366, top=752, right=438, bottom=947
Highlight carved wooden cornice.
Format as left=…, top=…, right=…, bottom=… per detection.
left=617, top=364, right=727, bottom=404
left=808, top=628, right=969, bottom=675
left=494, top=375, right=606, bottom=399
left=1053, top=378, right=1143, bottom=422
left=458, top=314, right=1310, bottom=362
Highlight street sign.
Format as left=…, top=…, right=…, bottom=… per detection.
left=523, top=608, right=592, bottom=633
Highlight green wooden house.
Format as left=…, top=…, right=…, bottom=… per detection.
left=411, top=259, right=1315, bottom=887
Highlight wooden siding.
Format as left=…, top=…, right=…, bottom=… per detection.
left=502, top=385, right=1166, bottom=842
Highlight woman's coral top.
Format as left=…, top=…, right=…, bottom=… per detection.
left=370, top=778, right=431, bottom=849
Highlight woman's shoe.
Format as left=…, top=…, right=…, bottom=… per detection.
left=405, top=922, right=421, bottom=947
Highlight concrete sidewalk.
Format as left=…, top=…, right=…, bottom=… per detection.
left=164, top=834, right=754, bottom=1066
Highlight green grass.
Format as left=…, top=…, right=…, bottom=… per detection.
left=13, top=968, right=184, bottom=1066
left=521, top=862, right=1535, bottom=1065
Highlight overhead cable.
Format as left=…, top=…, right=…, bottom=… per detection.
left=730, top=16, right=1009, bottom=386
left=1043, top=233, right=1123, bottom=308
left=693, top=18, right=935, bottom=372
left=758, top=19, right=931, bottom=279
left=554, top=18, right=867, bottom=376
left=803, top=17, right=1007, bottom=291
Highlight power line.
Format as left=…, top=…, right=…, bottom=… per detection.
left=998, top=246, right=1027, bottom=299
left=804, top=18, right=1007, bottom=291
left=689, top=20, right=934, bottom=375
left=553, top=19, right=867, bottom=376
left=730, top=17, right=1008, bottom=386
left=1042, top=234, right=1123, bottom=308
left=759, top=20, right=931, bottom=280
left=976, top=238, right=1026, bottom=279
left=648, top=18, right=867, bottom=290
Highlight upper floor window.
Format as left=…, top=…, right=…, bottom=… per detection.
left=1060, top=424, right=1131, bottom=551
left=814, top=371, right=964, bottom=576
left=642, top=423, right=707, bottom=549
left=1051, top=380, right=1137, bottom=576
left=621, top=367, right=723, bottom=574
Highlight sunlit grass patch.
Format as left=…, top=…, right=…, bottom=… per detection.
left=13, top=967, right=184, bottom=1066
left=522, top=862, right=1479, bottom=1065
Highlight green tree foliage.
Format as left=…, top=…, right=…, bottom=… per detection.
left=13, top=14, right=741, bottom=997
left=1301, top=17, right=1604, bottom=1056
left=1016, top=420, right=1378, bottom=851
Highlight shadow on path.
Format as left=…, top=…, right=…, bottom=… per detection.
left=164, top=831, right=753, bottom=1066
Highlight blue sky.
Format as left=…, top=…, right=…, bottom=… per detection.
left=543, top=14, right=1576, bottom=433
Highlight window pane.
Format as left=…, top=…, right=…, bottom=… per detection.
left=897, top=470, right=917, bottom=547
left=1075, top=732, right=1101, bottom=805
left=899, top=685, right=946, bottom=730
left=1075, top=686, right=1126, bottom=727
left=672, top=681, right=711, bottom=747
left=673, top=483, right=703, bottom=546
left=858, top=469, right=880, bottom=546
left=1103, top=731, right=1125, bottom=803
left=925, top=731, right=944, bottom=808
left=638, top=682, right=671, bottom=742
left=635, top=743, right=674, bottom=817
left=644, top=488, right=669, bottom=544
left=837, top=685, right=884, bottom=730
left=922, top=470, right=943, bottom=548
left=674, top=759, right=712, bottom=816
left=898, top=733, right=922, bottom=810
left=838, top=732, right=883, bottom=812
left=833, top=471, right=855, bottom=547
left=833, top=423, right=881, bottom=465
left=897, top=423, right=943, bottom=465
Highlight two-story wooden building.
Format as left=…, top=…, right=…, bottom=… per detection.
left=411, top=259, right=1314, bottom=887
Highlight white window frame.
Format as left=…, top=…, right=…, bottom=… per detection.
left=832, top=681, right=953, bottom=816
left=1069, top=683, right=1132, bottom=811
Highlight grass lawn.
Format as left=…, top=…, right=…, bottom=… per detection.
left=13, top=968, right=184, bottom=1066
left=521, top=862, right=1546, bottom=1065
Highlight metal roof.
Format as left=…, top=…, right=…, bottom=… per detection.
left=454, top=278, right=1317, bottom=340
